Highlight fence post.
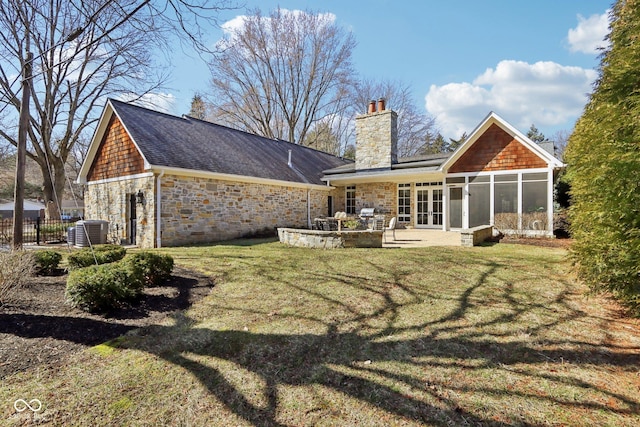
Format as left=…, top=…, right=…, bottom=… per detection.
left=36, top=216, right=41, bottom=245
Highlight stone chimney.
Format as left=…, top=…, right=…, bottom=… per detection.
left=355, top=98, right=398, bottom=170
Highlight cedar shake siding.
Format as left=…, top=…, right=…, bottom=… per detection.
left=88, top=116, right=146, bottom=181
left=448, top=124, right=547, bottom=173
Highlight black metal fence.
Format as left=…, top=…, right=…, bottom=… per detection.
left=0, top=218, right=72, bottom=246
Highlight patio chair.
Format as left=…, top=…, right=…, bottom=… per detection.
left=384, top=217, right=396, bottom=243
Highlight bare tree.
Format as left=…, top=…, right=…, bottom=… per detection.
left=0, top=0, right=233, bottom=218
left=209, top=8, right=357, bottom=145
left=550, top=129, right=570, bottom=160
left=353, top=79, right=439, bottom=157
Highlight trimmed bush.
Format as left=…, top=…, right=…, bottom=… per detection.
left=67, top=244, right=126, bottom=270
left=66, top=263, right=144, bottom=313
left=0, top=251, right=35, bottom=305
left=33, top=250, right=62, bottom=275
left=123, top=252, right=174, bottom=287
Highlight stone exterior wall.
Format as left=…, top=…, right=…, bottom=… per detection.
left=87, top=172, right=336, bottom=248
left=355, top=109, right=398, bottom=170
left=331, top=189, right=345, bottom=214
left=85, top=175, right=156, bottom=248
left=159, top=174, right=331, bottom=247
left=356, top=182, right=396, bottom=219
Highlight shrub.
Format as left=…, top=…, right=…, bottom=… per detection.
left=342, top=219, right=361, bottom=229
left=33, top=250, right=62, bottom=275
left=123, top=252, right=174, bottom=287
left=0, top=250, right=35, bottom=305
left=564, top=0, right=640, bottom=313
left=40, top=223, right=67, bottom=241
left=67, top=244, right=126, bottom=270
left=66, top=262, right=144, bottom=313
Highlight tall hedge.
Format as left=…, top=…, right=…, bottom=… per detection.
left=564, top=0, right=640, bottom=313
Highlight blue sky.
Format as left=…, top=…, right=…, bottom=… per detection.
left=160, top=0, right=611, bottom=141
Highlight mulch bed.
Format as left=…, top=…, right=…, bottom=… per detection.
left=496, top=236, right=573, bottom=249
left=0, top=267, right=214, bottom=379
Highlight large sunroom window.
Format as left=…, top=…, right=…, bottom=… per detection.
left=522, top=173, right=548, bottom=230
left=469, top=176, right=490, bottom=227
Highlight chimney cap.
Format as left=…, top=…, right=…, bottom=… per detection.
left=368, top=99, right=376, bottom=114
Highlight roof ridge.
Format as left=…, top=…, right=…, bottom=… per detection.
left=109, top=98, right=350, bottom=160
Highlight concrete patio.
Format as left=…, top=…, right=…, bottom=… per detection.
left=382, top=228, right=462, bottom=248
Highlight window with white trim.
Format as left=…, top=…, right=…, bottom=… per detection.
left=346, top=185, right=356, bottom=214
left=397, top=183, right=411, bottom=223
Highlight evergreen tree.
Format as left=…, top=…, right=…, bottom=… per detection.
left=564, top=1, right=640, bottom=313
left=526, top=124, right=546, bottom=143
left=448, top=132, right=467, bottom=152
left=189, top=94, right=208, bottom=120
left=421, top=133, right=450, bottom=154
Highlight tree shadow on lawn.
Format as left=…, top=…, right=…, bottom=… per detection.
left=4, top=258, right=639, bottom=425
left=110, top=260, right=640, bottom=426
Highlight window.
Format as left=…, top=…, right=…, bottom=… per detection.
left=447, top=177, right=465, bottom=184
left=346, top=185, right=356, bottom=214
left=397, top=184, right=411, bottom=223
left=494, top=182, right=517, bottom=214
left=522, top=174, right=548, bottom=230
left=522, top=175, right=548, bottom=213
left=469, top=182, right=490, bottom=227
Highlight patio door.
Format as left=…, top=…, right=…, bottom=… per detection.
left=415, top=185, right=443, bottom=228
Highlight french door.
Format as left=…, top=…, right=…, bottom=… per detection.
left=416, top=185, right=443, bottom=228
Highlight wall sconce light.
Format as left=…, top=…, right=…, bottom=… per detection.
left=136, top=190, right=144, bottom=205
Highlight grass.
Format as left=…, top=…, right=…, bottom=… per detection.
left=2, top=238, right=640, bottom=426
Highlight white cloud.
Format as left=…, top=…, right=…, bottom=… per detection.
left=567, top=11, right=610, bottom=54
left=218, top=9, right=337, bottom=49
left=117, top=92, right=176, bottom=114
left=425, top=60, right=597, bottom=139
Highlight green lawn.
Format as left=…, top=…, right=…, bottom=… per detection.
left=3, top=240, right=640, bottom=426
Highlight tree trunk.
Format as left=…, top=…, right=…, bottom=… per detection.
left=37, top=156, right=66, bottom=220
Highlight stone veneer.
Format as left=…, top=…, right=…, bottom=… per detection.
left=160, top=175, right=331, bottom=246
left=278, top=228, right=382, bottom=248
left=355, top=109, right=398, bottom=170
left=460, top=225, right=494, bottom=247
left=85, top=174, right=156, bottom=248
left=88, top=173, right=337, bottom=248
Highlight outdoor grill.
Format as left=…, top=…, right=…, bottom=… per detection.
left=359, top=207, right=375, bottom=221
left=359, top=208, right=386, bottom=230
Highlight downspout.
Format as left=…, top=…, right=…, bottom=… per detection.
left=547, top=168, right=554, bottom=237
left=156, top=170, right=165, bottom=248
left=307, top=188, right=311, bottom=229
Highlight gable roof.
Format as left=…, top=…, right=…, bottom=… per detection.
left=440, top=111, right=564, bottom=171
left=79, top=99, right=351, bottom=187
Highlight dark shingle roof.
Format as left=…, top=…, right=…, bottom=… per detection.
left=109, top=99, right=351, bottom=186
left=322, top=152, right=452, bottom=175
